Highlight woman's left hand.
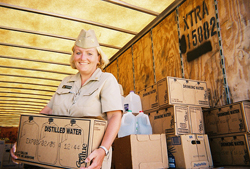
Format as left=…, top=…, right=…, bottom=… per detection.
left=10, top=142, right=20, bottom=164
left=80, top=110, right=122, bottom=169
left=80, top=148, right=105, bottom=169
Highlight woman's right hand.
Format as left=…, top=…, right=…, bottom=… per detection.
left=10, top=142, right=19, bottom=164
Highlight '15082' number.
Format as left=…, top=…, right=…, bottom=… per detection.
left=186, top=17, right=217, bottom=49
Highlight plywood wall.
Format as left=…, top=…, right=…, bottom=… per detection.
left=133, top=32, right=155, bottom=92
left=106, top=0, right=250, bottom=106
left=152, top=11, right=182, bottom=81
left=217, top=0, right=250, bottom=103
left=117, top=48, right=134, bottom=96
left=178, top=0, right=226, bottom=106
left=107, top=59, right=118, bottom=80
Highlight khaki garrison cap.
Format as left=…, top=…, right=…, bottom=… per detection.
left=75, top=29, right=100, bottom=48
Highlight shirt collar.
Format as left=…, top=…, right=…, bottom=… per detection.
left=67, top=68, right=102, bottom=83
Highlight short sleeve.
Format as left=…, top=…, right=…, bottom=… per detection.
left=101, top=74, right=123, bottom=113
left=46, top=94, right=55, bottom=109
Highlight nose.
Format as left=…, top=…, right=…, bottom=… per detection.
left=80, top=52, right=88, bottom=60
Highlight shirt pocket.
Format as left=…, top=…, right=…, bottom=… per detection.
left=76, top=87, right=99, bottom=108
left=73, top=87, right=102, bottom=117
left=82, top=87, right=99, bottom=96
left=53, top=88, right=73, bottom=106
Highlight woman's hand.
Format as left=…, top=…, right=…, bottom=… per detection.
left=80, top=148, right=106, bottom=169
left=10, top=142, right=19, bottom=164
left=80, top=110, right=122, bottom=169
left=40, top=105, right=53, bottom=114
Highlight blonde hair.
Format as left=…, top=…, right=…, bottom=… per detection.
left=70, top=46, right=109, bottom=70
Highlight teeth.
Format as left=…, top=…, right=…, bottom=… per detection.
left=79, top=62, right=88, bottom=65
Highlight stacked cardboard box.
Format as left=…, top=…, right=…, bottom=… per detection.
left=112, top=134, right=169, bottom=169
left=166, top=134, right=212, bottom=169
left=156, top=77, right=209, bottom=109
left=2, top=143, right=24, bottom=169
left=203, top=100, right=250, bottom=166
left=138, top=76, right=209, bottom=112
left=144, top=76, right=209, bottom=136
left=148, top=105, right=206, bottom=136
left=140, top=76, right=213, bottom=168
left=138, top=84, right=159, bottom=113
left=139, top=76, right=209, bottom=136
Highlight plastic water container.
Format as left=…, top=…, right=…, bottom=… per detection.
left=136, top=111, right=152, bottom=134
left=168, top=152, right=176, bottom=168
left=118, top=110, right=137, bottom=138
left=124, top=91, right=142, bottom=113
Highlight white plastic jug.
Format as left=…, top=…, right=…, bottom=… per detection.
left=118, top=110, right=137, bottom=138
left=136, top=111, right=152, bottom=135
left=124, top=91, right=142, bottom=113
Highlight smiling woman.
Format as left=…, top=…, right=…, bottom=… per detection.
left=11, top=29, right=123, bottom=169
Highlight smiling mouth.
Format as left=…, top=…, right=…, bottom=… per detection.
left=79, top=62, right=88, bottom=65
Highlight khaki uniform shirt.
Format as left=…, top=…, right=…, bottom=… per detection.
left=47, top=68, right=123, bottom=120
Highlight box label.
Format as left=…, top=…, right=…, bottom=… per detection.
left=189, top=106, right=204, bottom=134
left=175, top=106, right=189, bottom=134
left=192, top=161, right=209, bottom=168
left=171, top=137, right=181, bottom=145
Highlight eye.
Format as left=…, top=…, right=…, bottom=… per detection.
left=76, top=52, right=81, bottom=55
left=87, top=52, right=93, bottom=56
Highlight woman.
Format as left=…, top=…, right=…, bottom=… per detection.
left=11, top=29, right=123, bottom=169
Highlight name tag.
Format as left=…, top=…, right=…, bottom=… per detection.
left=62, top=85, right=72, bottom=89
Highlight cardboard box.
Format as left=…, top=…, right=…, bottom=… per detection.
left=0, top=140, right=5, bottom=168
left=167, top=134, right=213, bottom=168
left=209, top=133, right=250, bottom=166
left=148, top=105, right=190, bottom=135
left=16, top=114, right=107, bottom=169
left=2, top=143, right=24, bottom=169
left=202, top=109, right=218, bottom=135
left=203, top=100, right=250, bottom=135
left=189, top=106, right=205, bottom=134
left=113, top=134, right=168, bottom=169
left=137, top=84, right=159, bottom=113
left=157, top=76, right=209, bottom=108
